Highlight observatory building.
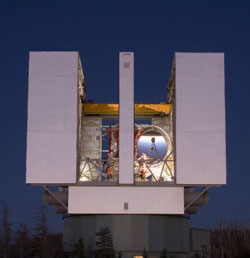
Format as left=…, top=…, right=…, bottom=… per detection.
left=26, top=52, right=226, bottom=257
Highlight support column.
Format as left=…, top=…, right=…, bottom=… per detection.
left=119, top=52, right=134, bottom=184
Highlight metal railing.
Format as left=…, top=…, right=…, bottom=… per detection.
left=78, top=155, right=174, bottom=183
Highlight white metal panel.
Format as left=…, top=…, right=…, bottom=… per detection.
left=68, top=186, right=184, bottom=214
left=27, top=132, right=77, bottom=183
left=177, top=132, right=226, bottom=184
left=175, top=53, right=226, bottom=185
left=119, top=52, right=134, bottom=184
left=26, top=52, right=79, bottom=184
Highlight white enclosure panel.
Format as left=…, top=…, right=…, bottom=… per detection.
left=175, top=53, right=225, bottom=132
left=27, top=52, right=79, bottom=132
left=68, top=186, right=184, bottom=214
left=26, top=52, right=79, bottom=184
left=119, top=132, right=134, bottom=183
left=175, top=53, right=226, bottom=185
left=176, top=132, right=226, bottom=184
left=26, top=132, right=77, bottom=184
left=119, top=52, right=134, bottom=184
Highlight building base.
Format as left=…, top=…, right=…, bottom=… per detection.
left=63, top=214, right=210, bottom=258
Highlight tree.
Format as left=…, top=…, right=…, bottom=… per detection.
left=86, top=238, right=95, bottom=258
left=15, top=223, right=29, bottom=258
left=32, top=205, right=49, bottom=258
left=143, top=247, right=147, bottom=258
left=117, top=251, right=122, bottom=258
left=73, top=238, right=86, bottom=258
left=95, top=227, right=116, bottom=258
left=3, top=205, right=10, bottom=258
left=47, top=233, right=63, bottom=258
left=160, top=248, right=167, bottom=258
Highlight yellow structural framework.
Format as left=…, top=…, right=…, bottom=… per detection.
left=83, top=103, right=171, bottom=115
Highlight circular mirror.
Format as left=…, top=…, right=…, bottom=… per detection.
left=137, top=130, right=167, bottom=166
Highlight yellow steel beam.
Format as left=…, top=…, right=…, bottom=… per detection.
left=83, top=103, right=171, bottom=115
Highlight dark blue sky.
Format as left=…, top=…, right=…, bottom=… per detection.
left=0, top=0, right=249, bottom=232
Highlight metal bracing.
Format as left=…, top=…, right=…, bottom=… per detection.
left=80, top=117, right=102, bottom=160
left=79, top=122, right=119, bottom=182
left=184, top=187, right=209, bottom=211
left=134, top=156, right=174, bottom=182
left=79, top=156, right=174, bottom=183
left=43, top=186, right=68, bottom=211
left=79, top=121, right=175, bottom=183
left=79, top=159, right=118, bottom=182
left=144, top=160, right=157, bottom=181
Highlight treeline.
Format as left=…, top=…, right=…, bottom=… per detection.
left=210, top=222, right=250, bottom=258
left=2, top=205, right=250, bottom=258
left=0, top=205, right=62, bottom=258
left=0, top=205, right=118, bottom=258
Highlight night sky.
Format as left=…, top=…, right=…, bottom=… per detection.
left=0, top=0, right=249, bottom=233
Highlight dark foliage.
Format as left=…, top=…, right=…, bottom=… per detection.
left=73, top=238, right=86, bottom=258
left=160, top=248, right=167, bottom=258
left=95, top=227, right=116, bottom=258
left=211, top=222, right=250, bottom=258
left=0, top=205, right=63, bottom=258
left=2, top=205, right=10, bottom=258
left=2, top=206, right=250, bottom=258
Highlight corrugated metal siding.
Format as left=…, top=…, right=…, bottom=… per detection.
left=68, top=186, right=184, bottom=214
left=119, top=52, right=134, bottom=184
left=63, top=215, right=190, bottom=254
left=26, top=52, right=79, bottom=184
left=175, top=53, right=226, bottom=185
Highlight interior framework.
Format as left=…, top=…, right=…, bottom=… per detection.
left=77, top=102, right=175, bottom=183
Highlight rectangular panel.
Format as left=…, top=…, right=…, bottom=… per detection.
left=119, top=52, right=134, bottom=184
left=26, top=132, right=77, bottom=184
left=175, top=53, right=226, bottom=185
left=176, top=132, right=226, bottom=184
left=152, top=118, right=171, bottom=133
left=80, top=117, right=102, bottom=159
left=68, top=186, right=184, bottom=214
left=113, top=215, right=134, bottom=251
left=26, top=52, right=79, bottom=184
left=119, top=132, right=134, bottom=182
